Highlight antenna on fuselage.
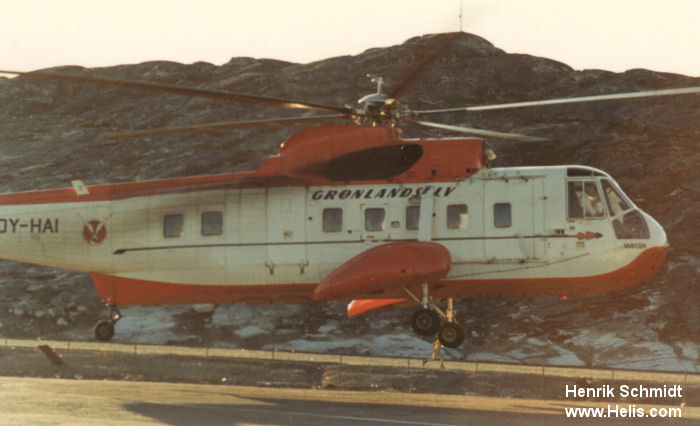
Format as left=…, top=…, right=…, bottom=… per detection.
left=458, top=0, right=463, bottom=32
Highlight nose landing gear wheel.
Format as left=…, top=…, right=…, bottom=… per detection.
left=94, top=320, right=115, bottom=342
left=438, top=322, right=465, bottom=348
left=411, top=308, right=441, bottom=336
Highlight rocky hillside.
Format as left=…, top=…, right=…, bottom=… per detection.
left=0, top=33, right=698, bottom=370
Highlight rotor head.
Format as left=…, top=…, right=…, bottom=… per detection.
left=352, top=74, right=407, bottom=127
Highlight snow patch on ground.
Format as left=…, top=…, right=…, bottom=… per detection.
left=18, top=295, right=694, bottom=373
left=113, top=306, right=192, bottom=344
left=267, top=333, right=429, bottom=358
left=678, top=342, right=699, bottom=362
left=234, top=325, right=268, bottom=339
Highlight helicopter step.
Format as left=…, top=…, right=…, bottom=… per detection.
left=94, top=305, right=122, bottom=342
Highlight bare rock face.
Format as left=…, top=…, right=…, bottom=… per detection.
left=0, top=33, right=697, bottom=369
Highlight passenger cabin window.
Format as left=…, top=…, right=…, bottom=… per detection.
left=568, top=181, right=605, bottom=219
left=494, top=203, right=511, bottom=228
left=163, top=214, right=184, bottom=238
left=405, top=205, right=420, bottom=230
left=364, top=208, right=386, bottom=231
left=323, top=208, right=343, bottom=232
left=201, top=211, right=223, bottom=236
left=447, top=204, right=468, bottom=229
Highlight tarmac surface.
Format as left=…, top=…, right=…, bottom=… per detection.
left=3, top=377, right=699, bottom=425
left=2, top=339, right=699, bottom=425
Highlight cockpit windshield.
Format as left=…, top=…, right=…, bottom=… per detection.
left=600, top=178, right=649, bottom=239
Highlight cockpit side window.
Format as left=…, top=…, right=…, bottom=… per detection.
left=567, top=180, right=605, bottom=219
left=600, top=179, right=630, bottom=218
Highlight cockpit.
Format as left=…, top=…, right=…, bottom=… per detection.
left=566, top=167, right=650, bottom=240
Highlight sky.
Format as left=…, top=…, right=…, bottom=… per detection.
left=1, top=0, right=698, bottom=76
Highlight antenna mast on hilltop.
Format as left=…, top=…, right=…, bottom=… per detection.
left=458, top=0, right=463, bottom=32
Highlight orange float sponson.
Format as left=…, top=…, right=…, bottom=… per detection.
left=313, top=241, right=451, bottom=301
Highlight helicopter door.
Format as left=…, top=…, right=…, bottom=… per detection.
left=361, top=203, right=390, bottom=242
left=483, top=179, right=536, bottom=261
left=266, top=187, right=307, bottom=283
left=234, top=188, right=267, bottom=285
left=532, top=178, right=547, bottom=259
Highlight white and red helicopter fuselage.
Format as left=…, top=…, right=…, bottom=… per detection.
left=0, top=125, right=667, bottom=343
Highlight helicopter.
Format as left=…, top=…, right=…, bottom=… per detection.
left=0, top=33, right=697, bottom=347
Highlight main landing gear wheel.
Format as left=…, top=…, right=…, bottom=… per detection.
left=437, top=322, right=465, bottom=348
left=405, top=285, right=467, bottom=347
left=411, top=308, right=441, bottom=336
left=94, top=305, right=122, bottom=342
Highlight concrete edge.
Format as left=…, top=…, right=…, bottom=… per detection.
left=4, top=337, right=699, bottom=384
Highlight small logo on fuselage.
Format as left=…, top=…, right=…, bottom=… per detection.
left=82, top=220, right=106, bottom=244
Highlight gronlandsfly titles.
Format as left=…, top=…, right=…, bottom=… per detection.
left=310, top=185, right=456, bottom=201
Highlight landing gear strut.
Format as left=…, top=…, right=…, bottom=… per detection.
left=94, top=305, right=122, bottom=342
left=406, top=285, right=466, bottom=348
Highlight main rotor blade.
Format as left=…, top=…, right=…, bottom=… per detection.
left=388, top=33, right=458, bottom=100
left=0, top=69, right=350, bottom=114
left=109, top=114, right=347, bottom=139
left=415, top=120, right=548, bottom=142
left=414, top=86, right=700, bottom=115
